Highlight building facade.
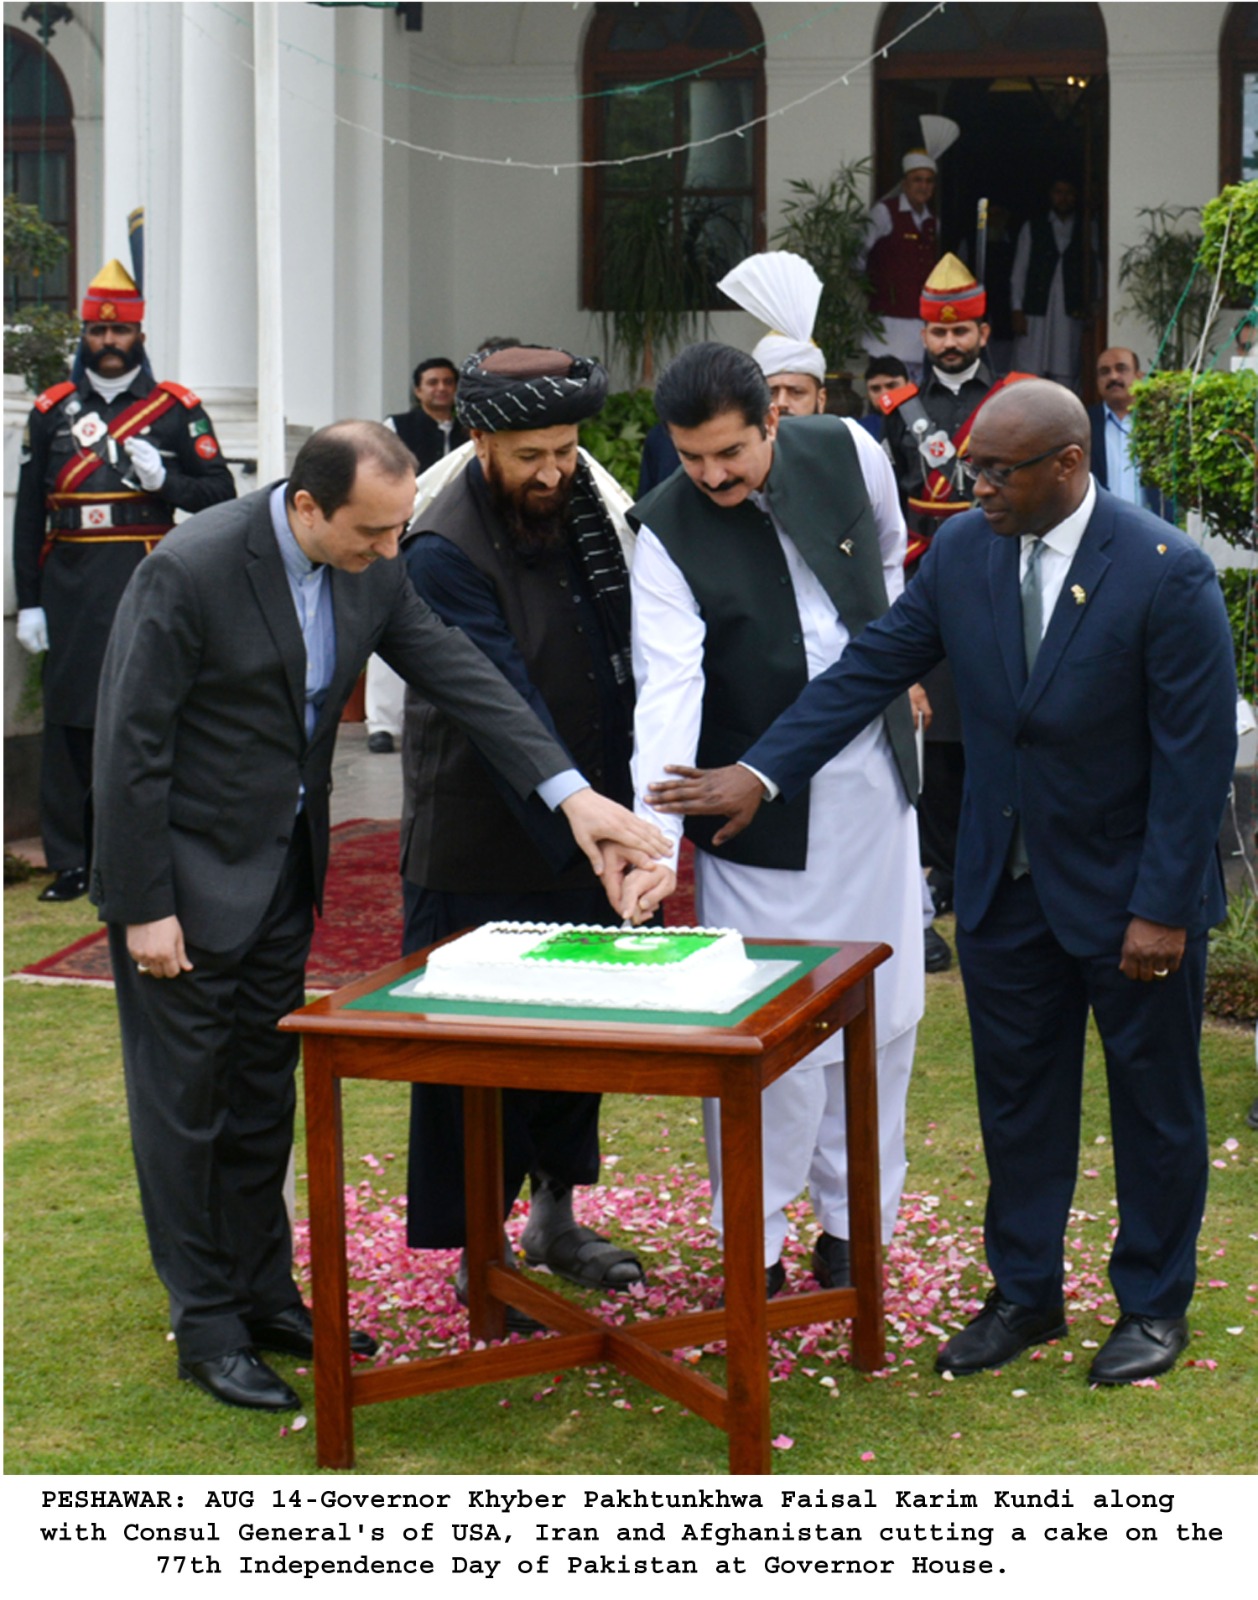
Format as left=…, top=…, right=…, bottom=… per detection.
left=4, top=1, right=1253, bottom=830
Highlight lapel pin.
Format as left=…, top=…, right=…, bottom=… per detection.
left=1157, top=543, right=1168, bottom=554
left=1071, top=584, right=1086, bottom=605
left=839, top=539, right=854, bottom=556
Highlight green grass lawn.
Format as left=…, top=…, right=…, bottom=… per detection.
left=5, top=883, right=1255, bottom=1475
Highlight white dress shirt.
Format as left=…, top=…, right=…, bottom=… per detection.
left=1020, top=476, right=1097, bottom=637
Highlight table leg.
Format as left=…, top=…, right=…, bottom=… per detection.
left=719, top=1069, right=771, bottom=1473
left=463, top=1085, right=506, bottom=1341
left=844, top=980, right=886, bottom=1371
left=304, top=1039, right=354, bottom=1468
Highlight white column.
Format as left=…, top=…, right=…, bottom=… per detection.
left=277, top=3, right=338, bottom=432
left=254, top=3, right=285, bottom=481
left=333, top=6, right=389, bottom=421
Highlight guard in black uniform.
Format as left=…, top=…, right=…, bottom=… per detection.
left=13, top=259, right=236, bottom=900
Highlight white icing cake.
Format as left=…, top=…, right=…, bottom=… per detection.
left=397, top=922, right=760, bottom=1012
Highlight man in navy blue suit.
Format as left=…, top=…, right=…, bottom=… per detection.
left=1088, top=346, right=1175, bottom=523
left=639, top=379, right=1236, bottom=1386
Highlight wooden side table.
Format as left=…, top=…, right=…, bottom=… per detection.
left=279, top=936, right=890, bottom=1473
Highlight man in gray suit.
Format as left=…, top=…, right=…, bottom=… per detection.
left=91, top=421, right=668, bottom=1413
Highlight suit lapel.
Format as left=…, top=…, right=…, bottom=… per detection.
left=1018, top=493, right=1114, bottom=722
left=314, top=566, right=372, bottom=742
left=245, top=491, right=308, bottom=739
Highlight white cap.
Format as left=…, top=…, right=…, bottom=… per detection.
left=717, top=250, right=827, bottom=381
left=903, top=114, right=960, bottom=175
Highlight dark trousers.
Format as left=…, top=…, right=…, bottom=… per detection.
left=404, top=883, right=608, bottom=1249
left=40, top=722, right=93, bottom=870
left=109, top=829, right=315, bottom=1362
left=956, top=872, right=1209, bottom=1318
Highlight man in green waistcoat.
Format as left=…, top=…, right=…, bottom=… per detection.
left=624, top=342, right=924, bottom=1299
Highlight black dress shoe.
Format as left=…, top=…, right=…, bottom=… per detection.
left=1247, top=1096, right=1258, bottom=1131
left=924, top=925, right=952, bottom=973
left=811, top=1232, right=851, bottom=1288
left=1087, top=1314, right=1189, bottom=1385
left=766, top=1260, right=786, bottom=1298
left=178, top=1348, right=301, bottom=1411
left=38, top=867, right=89, bottom=902
left=366, top=731, right=395, bottom=754
left=246, top=1303, right=378, bottom=1358
left=935, top=1288, right=1067, bottom=1374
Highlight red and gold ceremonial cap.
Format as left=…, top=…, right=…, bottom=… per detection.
left=81, top=259, right=144, bottom=324
left=919, top=253, right=986, bottom=326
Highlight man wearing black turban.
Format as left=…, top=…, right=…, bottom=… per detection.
left=401, top=346, right=644, bottom=1321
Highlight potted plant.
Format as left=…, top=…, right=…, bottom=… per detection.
left=1116, top=204, right=1219, bottom=371
left=595, top=189, right=726, bottom=387
left=769, top=158, right=883, bottom=377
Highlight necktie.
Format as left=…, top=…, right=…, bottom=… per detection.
left=1010, top=537, right=1046, bottom=878
left=1022, top=536, right=1045, bottom=674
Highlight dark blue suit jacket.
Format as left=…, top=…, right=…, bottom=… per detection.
left=1088, top=401, right=1176, bottom=524
left=744, top=488, right=1236, bottom=957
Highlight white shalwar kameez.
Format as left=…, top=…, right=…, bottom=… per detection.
left=631, top=420, right=925, bottom=1265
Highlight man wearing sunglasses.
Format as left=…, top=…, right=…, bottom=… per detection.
left=642, top=378, right=1237, bottom=1388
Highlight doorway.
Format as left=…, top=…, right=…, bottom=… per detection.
left=875, top=4, right=1108, bottom=397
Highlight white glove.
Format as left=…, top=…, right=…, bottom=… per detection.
left=16, top=607, right=49, bottom=654
left=124, top=436, right=167, bottom=491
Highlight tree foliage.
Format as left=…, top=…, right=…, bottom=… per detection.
left=3, top=192, right=78, bottom=392
left=580, top=388, right=661, bottom=497
left=1130, top=369, right=1258, bottom=549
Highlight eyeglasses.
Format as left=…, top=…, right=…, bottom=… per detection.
left=959, top=442, right=1072, bottom=490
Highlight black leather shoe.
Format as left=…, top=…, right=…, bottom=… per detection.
left=924, top=925, right=952, bottom=973
left=1247, top=1097, right=1258, bottom=1131
left=367, top=731, right=394, bottom=754
left=1087, top=1314, right=1189, bottom=1385
left=811, top=1232, right=851, bottom=1288
left=178, top=1348, right=301, bottom=1411
left=766, top=1260, right=786, bottom=1298
left=38, top=867, right=89, bottom=902
left=246, top=1303, right=378, bottom=1359
left=935, top=1288, right=1067, bottom=1374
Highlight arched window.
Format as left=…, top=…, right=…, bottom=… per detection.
left=581, top=3, right=766, bottom=311
left=1220, top=4, right=1258, bottom=184
left=4, top=26, right=76, bottom=312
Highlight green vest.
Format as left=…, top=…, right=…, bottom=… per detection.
left=631, top=415, right=919, bottom=871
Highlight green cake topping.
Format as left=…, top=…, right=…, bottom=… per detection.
left=523, top=930, right=720, bottom=968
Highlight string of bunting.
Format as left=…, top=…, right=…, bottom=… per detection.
left=212, top=0, right=855, bottom=106
left=184, top=1, right=948, bottom=173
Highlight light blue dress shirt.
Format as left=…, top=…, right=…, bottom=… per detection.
left=1103, top=406, right=1142, bottom=507
left=268, top=483, right=584, bottom=811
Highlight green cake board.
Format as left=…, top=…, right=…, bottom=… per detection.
left=343, top=942, right=842, bottom=1028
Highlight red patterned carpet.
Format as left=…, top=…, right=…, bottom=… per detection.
left=16, top=822, right=697, bottom=991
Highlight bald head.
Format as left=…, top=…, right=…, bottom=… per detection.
left=967, top=380, right=1090, bottom=538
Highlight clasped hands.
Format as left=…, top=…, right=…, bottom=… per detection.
left=611, top=762, right=767, bottom=926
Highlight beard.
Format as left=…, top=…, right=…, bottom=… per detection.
left=484, top=457, right=575, bottom=557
